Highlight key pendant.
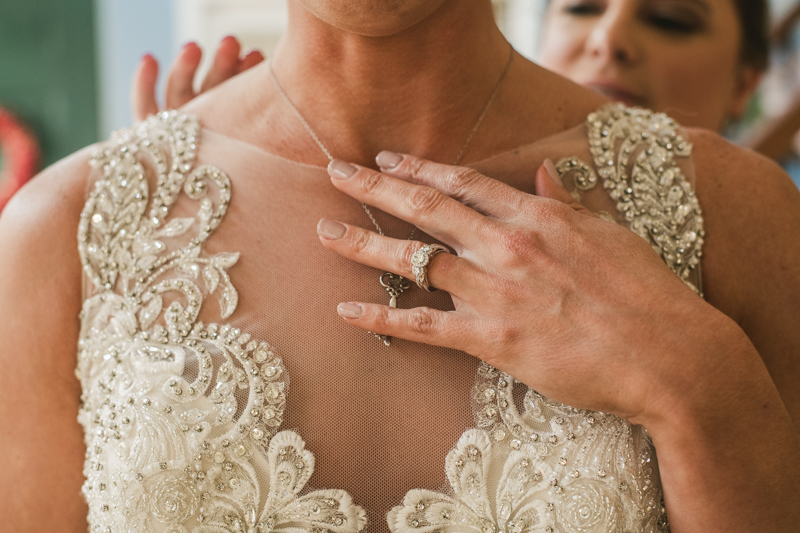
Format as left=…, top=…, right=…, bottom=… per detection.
left=373, top=272, right=411, bottom=346
left=380, top=272, right=410, bottom=308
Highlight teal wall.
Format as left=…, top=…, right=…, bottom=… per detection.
left=0, top=0, right=98, bottom=167
left=95, top=0, right=174, bottom=138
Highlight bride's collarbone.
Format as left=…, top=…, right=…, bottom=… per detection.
left=183, top=62, right=606, bottom=169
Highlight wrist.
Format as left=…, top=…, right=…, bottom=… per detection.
left=632, top=314, right=800, bottom=531
left=634, top=309, right=764, bottom=434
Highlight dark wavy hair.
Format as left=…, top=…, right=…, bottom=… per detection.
left=735, top=0, right=770, bottom=72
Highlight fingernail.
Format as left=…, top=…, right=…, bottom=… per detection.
left=543, top=159, right=563, bottom=187
left=338, top=302, right=364, bottom=319
left=328, top=160, right=358, bottom=180
left=317, top=218, right=346, bottom=240
left=376, top=151, right=404, bottom=169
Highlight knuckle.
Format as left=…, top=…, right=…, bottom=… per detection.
left=444, top=167, right=485, bottom=202
left=350, top=229, right=373, bottom=255
left=496, top=228, right=539, bottom=265
left=404, top=157, right=428, bottom=182
left=370, top=305, right=392, bottom=329
left=407, top=186, right=446, bottom=218
left=446, top=167, right=483, bottom=196
left=360, top=169, right=383, bottom=196
left=408, top=307, right=436, bottom=335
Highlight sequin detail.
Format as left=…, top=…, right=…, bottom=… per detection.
left=466, top=364, right=667, bottom=533
left=557, top=104, right=704, bottom=296
left=77, top=111, right=366, bottom=533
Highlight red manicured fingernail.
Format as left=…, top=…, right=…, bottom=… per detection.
left=376, top=151, right=403, bottom=169
left=338, top=303, right=363, bottom=319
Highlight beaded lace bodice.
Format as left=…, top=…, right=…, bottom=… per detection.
left=77, top=105, right=703, bottom=533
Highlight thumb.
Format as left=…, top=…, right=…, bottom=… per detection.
left=535, top=159, right=596, bottom=217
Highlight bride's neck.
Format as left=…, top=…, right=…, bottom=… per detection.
left=261, top=0, right=513, bottom=167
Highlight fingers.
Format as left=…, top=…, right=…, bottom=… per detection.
left=376, top=151, right=529, bottom=221
left=336, top=302, right=476, bottom=352
left=200, top=36, right=241, bottom=92
left=238, top=49, right=265, bottom=73
left=535, top=159, right=598, bottom=217
left=317, top=218, right=475, bottom=297
left=165, top=42, right=202, bottom=109
left=327, top=160, right=496, bottom=252
left=132, top=54, right=160, bottom=121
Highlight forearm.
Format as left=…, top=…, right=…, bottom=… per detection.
left=644, top=326, right=800, bottom=532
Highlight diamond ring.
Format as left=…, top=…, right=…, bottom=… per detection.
left=410, top=244, right=450, bottom=292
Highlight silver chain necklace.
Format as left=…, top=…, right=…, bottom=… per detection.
left=268, top=50, right=513, bottom=345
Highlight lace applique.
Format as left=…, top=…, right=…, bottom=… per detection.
left=391, top=106, right=700, bottom=533
left=556, top=104, right=704, bottom=296
left=388, top=429, right=553, bottom=533
left=77, top=111, right=366, bottom=533
left=389, top=366, right=667, bottom=533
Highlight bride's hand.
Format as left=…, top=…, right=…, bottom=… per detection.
left=317, top=152, right=747, bottom=426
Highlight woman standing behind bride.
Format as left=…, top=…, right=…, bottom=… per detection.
left=1, top=1, right=798, bottom=532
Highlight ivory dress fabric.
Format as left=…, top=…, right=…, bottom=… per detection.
left=76, top=104, right=703, bottom=533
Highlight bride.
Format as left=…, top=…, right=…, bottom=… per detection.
left=1, top=0, right=798, bottom=532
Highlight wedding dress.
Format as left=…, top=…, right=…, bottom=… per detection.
left=76, top=104, right=704, bottom=533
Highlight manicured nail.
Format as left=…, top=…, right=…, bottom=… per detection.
left=329, top=160, right=358, bottom=180
left=376, top=151, right=404, bottom=169
left=543, top=159, right=563, bottom=187
left=337, top=302, right=364, bottom=319
left=317, top=218, right=346, bottom=240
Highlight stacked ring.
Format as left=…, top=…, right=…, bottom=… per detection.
left=411, top=244, right=450, bottom=292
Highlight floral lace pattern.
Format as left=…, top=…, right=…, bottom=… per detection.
left=389, top=106, right=704, bottom=533
left=78, top=107, right=702, bottom=533
left=77, top=111, right=367, bottom=533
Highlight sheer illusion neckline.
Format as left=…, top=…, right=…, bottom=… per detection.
left=198, top=124, right=583, bottom=173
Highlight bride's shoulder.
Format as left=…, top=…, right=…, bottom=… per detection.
left=687, top=127, right=800, bottom=243
left=0, top=144, right=96, bottom=267
left=687, top=127, right=800, bottom=423
left=180, top=64, right=265, bottom=139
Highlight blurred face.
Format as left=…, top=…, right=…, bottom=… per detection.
left=293, top=0, right=453, bottom=36
left=538, top=0, right=760, bottom=130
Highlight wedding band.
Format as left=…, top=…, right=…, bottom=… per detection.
left=411, top=244, right=450, bottom=292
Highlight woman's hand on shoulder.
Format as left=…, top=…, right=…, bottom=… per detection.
left=132, top=36, right=264, bottom=121
left=0, top=148, right=94, bottom=531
